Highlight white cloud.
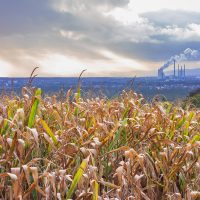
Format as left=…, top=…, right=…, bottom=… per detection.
left=60, top=30, right=85, bottom=40
left=0, top=59, right=14, bottom=77
left=38, top=51, right=144, bottom=77
left=158, top=23, right=200, bottom=41
left=128, top=0, right=200, bottom=14
left=0, top=0, right=200, bottom=76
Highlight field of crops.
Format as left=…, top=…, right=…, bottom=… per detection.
left=0, top=86, right=199, bottom=199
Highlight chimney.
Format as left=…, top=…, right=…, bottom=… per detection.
left=173, top=60, right=176, bottom=77
left=178, top=64, right=180, bottom=78
left=184, top=64, right=186, bottom=78
left=158, top=68, right=162, bottom=79
left=181, top=66, right=183, bottom=78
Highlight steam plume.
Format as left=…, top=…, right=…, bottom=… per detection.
left=161, top=48, right=200, bottom=70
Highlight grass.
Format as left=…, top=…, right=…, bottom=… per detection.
left=0, top=86, right=199, bottom=199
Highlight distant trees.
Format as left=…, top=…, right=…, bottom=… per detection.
left=184, top=88, right=200, bottom=108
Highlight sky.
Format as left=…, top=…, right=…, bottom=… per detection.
left=0, top=0, right=200, bottom=77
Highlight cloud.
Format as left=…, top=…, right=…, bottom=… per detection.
left=140, top=9, right=200, bottom=27
left=0, top=0, right=131, bottom=63
left=0, top=1, right=200, bottom=76
left=52, top=0, right=129, bottom=13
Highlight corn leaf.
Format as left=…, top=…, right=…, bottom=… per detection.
left=92, top=180, right=99, bottom=200
left=66, top=158, right=88, bottom=199
left=41, top=120, right=58, bottom=146
left=1, top=120, right=9, bottom=135
left=28, top=88, right=42, bottom=128
left=176, top=117, right=186, bottom=129
left=191, top=135, right=200, bottom=143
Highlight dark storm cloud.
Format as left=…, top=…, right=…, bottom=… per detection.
left=0, top=0, right=200, bottom=72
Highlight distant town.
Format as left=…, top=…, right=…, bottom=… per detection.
left=0, top=69, right=199, bottom=101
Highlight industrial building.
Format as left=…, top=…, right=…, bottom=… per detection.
left=158, top=60, right=186, bottom=79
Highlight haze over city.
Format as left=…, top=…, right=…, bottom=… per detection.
left=0, top=0, right=200, bottom=77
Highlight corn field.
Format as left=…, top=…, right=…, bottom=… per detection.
left=0, top=86, right=199, bottom=199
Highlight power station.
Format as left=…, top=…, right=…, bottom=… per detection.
left=158, top=60, right=186, bottom=79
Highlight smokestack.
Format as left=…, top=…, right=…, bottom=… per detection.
left=184, top=64, right=186, bottom=78
left=181, top=66, right=183, bottom=78
left=173, top=59, right=176, bottom=77
left=158, top=68, right=162, bottom=79
left=158, top=68, right=165, bottom=79
left=161, top=48, right=200, bottom=72
left=178, top=64, right=180, bottom=78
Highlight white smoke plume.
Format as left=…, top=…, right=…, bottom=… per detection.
left=161, top=48, right=200, bottom=70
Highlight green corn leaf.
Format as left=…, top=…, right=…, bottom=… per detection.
left=28, top=88, right=42, bottom=128
left=188, top=111, right=195, bottom=122
left=122, top=107, right=129, bottom=120
left=1, top=120, right=9, bottom=135
left=92, top=180, right=99, bottom=200
left=74, top=87, right=81, bottom=116
left=183, top=121, right=190, bottom=136
left=176, top=117, right=186, bottom=129
left=166, top=103, right=172, bottom=114
left=66, top=158, right=88, bottom=199
left=41, top=120, right=58, bottom=146
left=191, top=134, right=200, bottom=143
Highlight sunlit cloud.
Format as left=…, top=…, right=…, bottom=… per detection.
left=0, top=60, right=14, bottom=77
left=0, top=0, right=200, bottom=77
